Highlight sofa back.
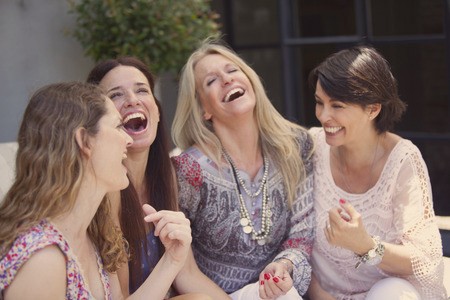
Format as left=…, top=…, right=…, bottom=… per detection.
left=0, top=142, right=17, bottom=201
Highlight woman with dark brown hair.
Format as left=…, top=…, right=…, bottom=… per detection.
left=87, top=57, right=229, bottom=299
left=307, top=46, right=446, bottom=299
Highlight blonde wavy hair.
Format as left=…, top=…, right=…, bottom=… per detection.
left=172, top=39, right=310, bottom=205
left=0, top=82, right=127, bottom=272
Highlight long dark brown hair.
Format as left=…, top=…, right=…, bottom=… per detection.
left=87, top=57, right=178, bottom=291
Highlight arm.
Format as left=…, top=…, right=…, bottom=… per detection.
left=126, top=205, right=192, bottom=300
left=173, top=249, right=231, bottom=299
left=4, top=245, right=66, bottom=299
left=272, top=131, right=315, bottom=295
left=325, top=148, right=442, bottom=278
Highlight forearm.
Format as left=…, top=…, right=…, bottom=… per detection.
left=173, top=250, right=231, bottom=299
left=127, top=253, right=184, bottom=300
left=377, top=242, right=413, bottom=275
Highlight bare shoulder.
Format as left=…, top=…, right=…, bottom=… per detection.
left=4, top=245, right=66, bottom=299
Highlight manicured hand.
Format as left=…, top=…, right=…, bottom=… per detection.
left=258, top=261, right=293, bottom=299
left=324, top=199, right=374, bottom=255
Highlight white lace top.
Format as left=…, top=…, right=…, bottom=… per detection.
left=309, top=127, right=447, bottom=300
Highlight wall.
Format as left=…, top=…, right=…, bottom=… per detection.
left=0, top=0, right=94, bottom=142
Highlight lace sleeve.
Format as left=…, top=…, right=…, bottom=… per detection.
left=392, top=145, right=446, bottom=298
left=172, top=153, right=203, bottom=222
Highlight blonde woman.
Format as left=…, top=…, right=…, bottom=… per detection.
left=172, top=39, right=315, bottom=299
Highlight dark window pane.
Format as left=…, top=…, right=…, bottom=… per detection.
left=295, top=44, right=356, bottom=126
left=290, top=0, right=356, bottom=37
left=238, top=48, right=283, bottom=113
left=232, top=0, right=279, bottom=46
left=376, top=44, right=449, bottom=133
left=414, top=140, right=450, bottom=216
left=371, top=0, right=444, bottom=36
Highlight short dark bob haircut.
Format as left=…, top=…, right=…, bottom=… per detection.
left=309, top=46, right=407, bottom=133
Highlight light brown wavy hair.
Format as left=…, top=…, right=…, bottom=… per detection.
left=172, top=38, right=312, bottom=206
left=0, top=82, right=127, bottom=272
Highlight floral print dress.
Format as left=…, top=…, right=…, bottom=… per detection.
left=0, top=219, right=111, bottom=299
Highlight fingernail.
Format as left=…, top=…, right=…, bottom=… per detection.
left=264, top=273, right=271, bottom=280
left=260, top=280, right=264, bottom=285
left=339, top=199, right=346, bottom=205
left=273, top=277, right=279, bottom=283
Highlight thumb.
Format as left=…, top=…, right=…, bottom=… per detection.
left=142, top=204, right=157, bottom=216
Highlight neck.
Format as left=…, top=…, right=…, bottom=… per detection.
left=125, top=147, right=150, bottom=198
left=50, top=178, right=105, bottom=241
left=216, top=120, right=262, bottom=178
left=338, top=133, right=383, bottom=169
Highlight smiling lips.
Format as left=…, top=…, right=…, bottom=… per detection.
left=223, top=88, right=244, bottom=102
left=123, top=112, right=148, bottom=134
left=324, top=126, right=343, bottom=134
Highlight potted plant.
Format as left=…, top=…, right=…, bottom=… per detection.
left=68, top=0, right=221, bottom=75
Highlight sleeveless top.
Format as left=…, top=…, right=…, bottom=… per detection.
left=310, top=127, right=447, bottom=300
left=0, top=219, right=111, bottom=299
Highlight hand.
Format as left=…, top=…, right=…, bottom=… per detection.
left=142, top=204, right=192, bottom=264
left=258, top=261, right=293, bottom=299
left=324, top=199, right=374, bottom=255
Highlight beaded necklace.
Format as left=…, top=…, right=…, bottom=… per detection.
left=222, top=149, right=272, bottom=245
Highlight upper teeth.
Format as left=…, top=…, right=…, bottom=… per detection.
left=324, top=126, right=342, bottom=133
left=224, top=88, right=243, bottom=102
left=124, top=112, right=146, bottom=124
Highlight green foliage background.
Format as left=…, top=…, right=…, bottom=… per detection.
left=68, top=0, right=220, bottom=74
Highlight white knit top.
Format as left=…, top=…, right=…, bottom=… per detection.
left=309, top=127, right=447, bottom=300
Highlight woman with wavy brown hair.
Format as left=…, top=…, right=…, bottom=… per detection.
left=0, top=82, right=194, bottom=299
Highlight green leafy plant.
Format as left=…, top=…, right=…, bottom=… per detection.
left=68, top=0, right=220, bottom=74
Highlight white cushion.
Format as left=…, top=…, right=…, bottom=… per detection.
left=0, top=142, right=17, bottom=202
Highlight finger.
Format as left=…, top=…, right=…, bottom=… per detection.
left=339, top=199, right=359, bottom=220
left=147, top=211, right=190, bottom=235
left=328, top=209, right=347, bottom=228
left=142, top=204, right=157, bottom=215
left=158, top=222, right=191, bottom=242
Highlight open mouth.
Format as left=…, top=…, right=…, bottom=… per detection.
left=123, top=112, right=148, bottom=134
left=223, top=88, right=245, bottom=102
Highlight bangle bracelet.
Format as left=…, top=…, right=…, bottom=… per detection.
left=277, top=259, right=293, bottom=275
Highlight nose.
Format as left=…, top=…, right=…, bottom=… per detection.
left=124, top=91, right=140, bottom=107
left=316, top=104, right=330, bottom=124
left=221, top=72, right=233, bottom=86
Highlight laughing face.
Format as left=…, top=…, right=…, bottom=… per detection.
left=99, top=66, right=160, bottom=152
left=314, top=81, right=374, bottom=147
left=194, top=53, right=256, bottom=126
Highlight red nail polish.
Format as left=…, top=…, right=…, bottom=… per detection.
left=273, top=277, right=279, bottom=283
left=339, top=199, right=346, bottom=205
left=264, top=273, right=270, bottom=280
left=260, top=280, right=264, bottom=285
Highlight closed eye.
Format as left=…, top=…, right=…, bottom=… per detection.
left=136, top=88, right=149, bottom=94
left=109, top=92, right=123, bottom=100
left=206, top=77, right=216, bottom=86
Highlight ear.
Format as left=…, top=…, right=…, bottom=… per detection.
left=367, top=103, right=381, bottom=120
left=203, top=111, right=212, bottom=121
left=75, top=127, right=92, bottom=157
